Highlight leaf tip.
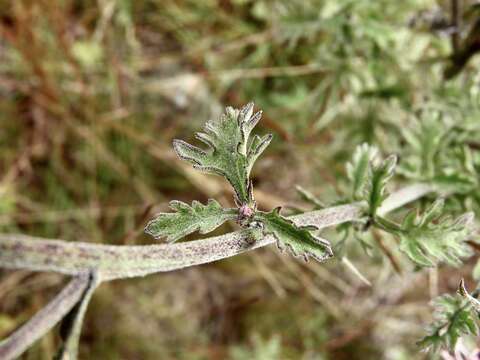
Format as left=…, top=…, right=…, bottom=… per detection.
left=457, top=278, right=467, bottom=297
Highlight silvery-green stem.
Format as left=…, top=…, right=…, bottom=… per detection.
left=0, top=184, right=433, bottom=281
left=55, top=271, right=100, bottom=360
left=0, top=274, right=91, bottom=360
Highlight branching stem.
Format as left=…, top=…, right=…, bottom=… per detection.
left=0, top=274, right=92, bottom=360
left=0, top=184, right=433, bottom=281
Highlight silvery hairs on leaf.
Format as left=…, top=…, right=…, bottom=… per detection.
left=145, top=199, right=237, bottom=242
left=397, top=199, right=473, bottom=267
left=255, top=207, right=333, bottom=262
left=364, top=154, right=397, bottom=218
left=346, top=143, right=379, bottom=201
left=172, top=102, right=272, bottom=207
left=418, top=292, right=479, bottom=352
left=151, top=102, right=333, bottom=259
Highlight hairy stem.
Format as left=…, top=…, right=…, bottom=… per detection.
left=0, top=184, right=433, bottom=281
left=0, top=274, right=91, bottom=360
left=55, top=271, right=100, bottom=360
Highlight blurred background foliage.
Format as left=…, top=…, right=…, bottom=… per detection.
left=1, top=0, right=480, bottom=358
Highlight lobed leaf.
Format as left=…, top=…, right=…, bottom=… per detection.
left=397, top=200, right=473, bottom=267
left=418, top=292, right=478, bottom=353
left=346, top=143, right=379, bottom=201
left=398, top=114, right=478, bottom=195
left=172, top=103, right=271, bottom=206
left=400, top=115, right=445, bottom=180
left=255, top=208, right=333, bottom=262
left=364, top=154, right=397, bottom=218
left=145, top=199, right=237, bottom=242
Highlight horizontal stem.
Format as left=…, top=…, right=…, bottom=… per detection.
left=376, top=183, right=433, bottom=214
left=0, top=184, right=433, bottom=281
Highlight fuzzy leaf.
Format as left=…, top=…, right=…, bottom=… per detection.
left=346, top=143, right=379, bottom=201
left=145, top=199, right=237, bottom=242
left=400, top=115, right=445, bottom=180
left=364, top=154, right=397, bottom=217
left=432, top=172, right=477, bottom=195
left=418, top=293, right=478, bottom=352
left=255, top=208, right=333, bottom=262
left=397, top=200, right=473, bottom=267
left=172, top=103, right=272, bottom=206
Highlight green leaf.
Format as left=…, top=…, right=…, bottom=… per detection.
left=397, top=200, right=473, bottom=267
left=172, top=103, right=272, bottom=206
left=400, top=115, right=445, bottom=180
left=398, top=114, right=478, bottom=195
left=432, top=172, right=477, bottom=195
left=418, top=292, right=478, bottom=352
left=255, top=208, right=333, bottom=262
left=346, top=143, right=379, bottom=201
left=364, top=154, right=397, bottom=217
left=145, top=199, right=237, bottom=242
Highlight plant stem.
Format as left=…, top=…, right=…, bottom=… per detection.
left=0, top=274, right=91, bottom=360
left=0, top=184, right=433, bottom=281
left=55, top=271, right=99, bottom=360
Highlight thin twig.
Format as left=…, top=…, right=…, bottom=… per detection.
left=371, top=229, right=403, bottom=275
left=275, top=251, right=342, bottom=319
left=341, top=257, right=372, bottom=287
left=0, top=184, right=433, bottom=281
left=250, top=252, right=286, bottom=298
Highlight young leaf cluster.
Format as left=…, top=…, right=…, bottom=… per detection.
left=418, top=292, right=478, bottom=353
left=145, top=103, right=333, bottom=262
left=145, top=108, right=478, bottom=354
left=343, top=144, right=474, bottom=269
left=343, top=143, right=478, bottom=353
